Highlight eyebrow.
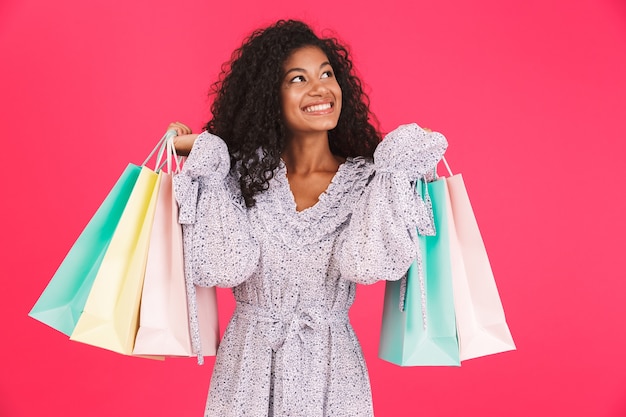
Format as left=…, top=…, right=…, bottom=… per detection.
left=284, top=61, right=332, bottom=77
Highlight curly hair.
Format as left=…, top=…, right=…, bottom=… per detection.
left=205, top=20, right=381, bottom=207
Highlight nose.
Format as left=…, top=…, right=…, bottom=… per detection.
left=308, top=79, right=328, bottom=96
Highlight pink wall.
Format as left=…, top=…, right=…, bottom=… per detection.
left=2, top=0, right=625, bottom=415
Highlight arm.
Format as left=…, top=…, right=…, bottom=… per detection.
left=173, top=131, right=258, bottom=363
left=174, top=131, right=259, bottom=288
left=167, top=121, right=198, bottom=156
left=338, top=123, right=447, bottom=284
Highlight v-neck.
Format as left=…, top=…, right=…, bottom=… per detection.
left=278, top=158, right=349, bottom=215
left=252, top=156, right=371, bottom=246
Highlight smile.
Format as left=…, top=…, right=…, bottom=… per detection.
left=303, top=103, right=333, bottom=113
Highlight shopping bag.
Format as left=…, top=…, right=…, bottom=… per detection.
left=68, top=134, right=169, bottom=355
left=29, top=165, right=142, bottom=335
left=195, top=287, right=220, bottom=356
left=133, top=140, right=219, bottom=357
left=442, top=158, right=516, bottom=360
left=132, top=170, right=190, bottom=355
left=378, top=178, right=460, bottom=366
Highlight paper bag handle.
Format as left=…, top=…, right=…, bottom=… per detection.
left=142, top=131, right=171, bottom=168
left=441, top=156, right=453, bottom=176
left=151, top=130, right=184, bottom=173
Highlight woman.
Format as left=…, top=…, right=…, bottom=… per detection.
left=170, top=20, right=447, bottom=417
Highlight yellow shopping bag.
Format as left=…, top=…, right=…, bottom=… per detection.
left=70, top=166, right=161, bottom=355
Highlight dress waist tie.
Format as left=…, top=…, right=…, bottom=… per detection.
left=235, top=302, right=350, bottom=415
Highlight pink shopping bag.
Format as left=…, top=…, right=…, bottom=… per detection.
left=133, top=138, right=219, bottom=357
left=442, top=157, right=516, bottom=361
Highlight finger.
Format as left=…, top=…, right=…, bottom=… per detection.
left=167, top=122, right=180, bottom=133
left=167, top=123, right=184, bottom=136
left=173, top=121, right=188, bottom=132
left=170, top=121, right=192, bottom=135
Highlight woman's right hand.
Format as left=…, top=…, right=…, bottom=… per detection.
left=167, top=121, right=198, bottom=156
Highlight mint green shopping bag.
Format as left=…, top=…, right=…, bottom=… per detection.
left=29, top=164, right=142, bottom=335
left=378, top=177, right=460, bottom=366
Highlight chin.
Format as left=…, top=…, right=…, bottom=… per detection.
left=314, top=119, right=340, bottom=132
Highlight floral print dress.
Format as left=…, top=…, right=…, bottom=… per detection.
left=173, top=123, right=447, bottom=417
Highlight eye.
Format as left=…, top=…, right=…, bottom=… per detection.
left=321, top=70, right=334, bottom=79
left=290, top=75, right=306, bottom=83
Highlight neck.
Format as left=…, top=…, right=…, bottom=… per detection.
left=282, top=131, right=338, bottom=174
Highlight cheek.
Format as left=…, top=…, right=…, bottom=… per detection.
left=282, top=90, right=300, bottom=113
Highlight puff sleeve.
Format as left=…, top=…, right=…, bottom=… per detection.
left=174, top=131, right=260, bottom=288
left=338, top=123, right=447, bottom=284
left=173, top=132, right=260, bottom=363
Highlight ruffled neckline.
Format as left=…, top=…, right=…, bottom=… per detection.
left=253, top=157, right=373, bottom=246
left=277, top=158, right=352, bottom=215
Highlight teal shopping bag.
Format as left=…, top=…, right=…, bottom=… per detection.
left=378, top=178, right=460, bottom=366
left=29, top=164, right=142, bottom=335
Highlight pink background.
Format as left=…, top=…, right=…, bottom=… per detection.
left=2, top=0, right=626, bottom=416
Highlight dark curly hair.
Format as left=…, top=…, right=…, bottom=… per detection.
left=205, top=20, right=381, bottom=207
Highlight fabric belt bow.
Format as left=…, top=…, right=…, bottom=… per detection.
left=236, top=303, right=348, bottom=415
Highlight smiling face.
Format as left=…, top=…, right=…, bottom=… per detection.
left=280, top=46, right=342, bottom=139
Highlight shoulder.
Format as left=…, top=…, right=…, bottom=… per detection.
left=182, top=131, right=231, bottom=179
left=192, top=130, right=228, bottom=153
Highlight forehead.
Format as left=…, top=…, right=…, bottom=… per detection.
left=282, top=46, right=330, bottom=70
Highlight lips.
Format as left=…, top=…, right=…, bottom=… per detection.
left=302, top=102, right=333, bottom=113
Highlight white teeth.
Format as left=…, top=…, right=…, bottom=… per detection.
left=304, top=103, right=331, bottom=112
